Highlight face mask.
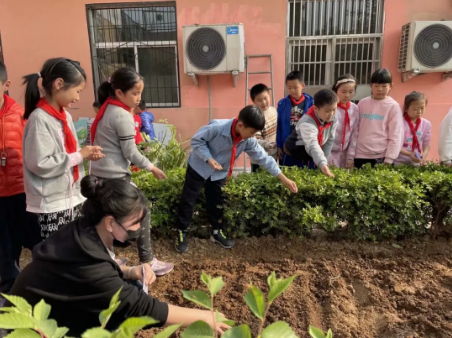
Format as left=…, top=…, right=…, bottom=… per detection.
left=111, top=220, right=141, bottom=243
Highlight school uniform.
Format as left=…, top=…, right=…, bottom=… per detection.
left=284, top=107, right=338, bottom=169
left=276, top=94, right=314, bottom=167
left=176, top=118, right=281, bottom=232
left=439, top=107, right=452, bottom=165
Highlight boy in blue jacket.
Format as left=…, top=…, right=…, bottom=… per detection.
left=135, top=100, right=156, bottom=140
left=175, top=106, right=298, bottom=253
left=277, top=71, right=314, bottom=167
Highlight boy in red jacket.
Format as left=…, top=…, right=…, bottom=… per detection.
left=0, top=62, right=40, bottom=297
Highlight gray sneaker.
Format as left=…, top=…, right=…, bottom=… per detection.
left=150, top=258, right=174, bottom=277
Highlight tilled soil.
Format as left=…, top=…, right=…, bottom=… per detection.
left=19, top=236, right=452, bottom=337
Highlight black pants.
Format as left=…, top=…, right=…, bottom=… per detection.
left=0, top=193, right=40, bottom=294
left=251, top=164, right=260, bottom=173
left=354, top=158, right=384, bottom=169
left=177, top=165, right=226, bottom=231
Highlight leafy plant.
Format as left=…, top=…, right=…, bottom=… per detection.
left=0, top=289, right=180, bottom=338
left=138, top=120, right=190, bottom=172
left=180, top=271, right=297, bottom=338
left=309, top=325, right=333, bottom=338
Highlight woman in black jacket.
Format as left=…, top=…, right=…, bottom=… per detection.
left=8, top=176, right=229, bottom=336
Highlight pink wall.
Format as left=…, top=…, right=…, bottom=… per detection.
left=382, top=0, right=452, bottom=161
left=0, top=0, right=451, bottom=162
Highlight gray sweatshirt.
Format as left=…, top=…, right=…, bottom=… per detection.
left=23, top=108, right=86, bottom=213
left=90, top=104, right=152, bottom=178
left=289, top=112, right=338, bottom=168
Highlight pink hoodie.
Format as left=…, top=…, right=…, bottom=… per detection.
left=355, top=96, right=404, bottom=164
left=394, top=118, right=432, bottom=166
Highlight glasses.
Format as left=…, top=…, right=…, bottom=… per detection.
left=114, top=219, right=128, bottom=234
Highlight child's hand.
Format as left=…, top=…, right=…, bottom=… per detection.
left=278, top=174, right=298, bottom=193
left=409, top=152, right=422, bottom=164
left=207, top=158, right=223, bottom=170
left=80, top=146, right=105, bottom=161
left=151, top=167, right=167, bottom=180
left=320, top=164, right=335, bottom=178
left=129, top=265, right=156, bottom=286
left=277, top=148, right=284, bottom=160
left=345, top=160, right=354, bottom=169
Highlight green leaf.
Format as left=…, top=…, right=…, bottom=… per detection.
left=262, top=322, right=298, bottom=338
left=244, top=284, right=266, bottom=320
left=200, top=272, right=211, bottom=287
left=119, top=316, right=158, bottom=335
left=267, top=273, right=296, bottom=303
left=99, top=288, right=122, bottom=327
left=215, top=311, right=235, bottom=326
left=0, top=313, right=35, bottom=329
left=51, top=327, right=70, bottom=338
left=153, top=324, right=181, bottom=338
left=0, top=307, right=20, bottom=313
left=180, top=321, right=214, bottom=338
left=222, top=325, right=252, bottom=338
left=181, top=291, right=212, bottom=309
left=4, top=329, right=41, bottom=338
left=326, top=329, right=333, bottom=338
left=33, top=299, right=51, bottom=321
left=309, top=325, right=326, bottom=338
left=209, top=277, right=225, bottom=296
left=38, top=319, right=57, bottom=337
left=81, top=327, right=112, bottom=338
left=1, top=294, right=32, bottom=315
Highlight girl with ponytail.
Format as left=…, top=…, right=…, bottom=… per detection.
left=22, top=57, right=104, bottom=240
left=90, top=67, right=173, bottom=276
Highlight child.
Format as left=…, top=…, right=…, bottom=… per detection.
left=132, top=103, right=143, bottom=145
left=0, top=62, right=40, bottom=296
left=175, top=105, right=298, bottom=253
left=249, top=84, right=277, bottom=172
left=284, top=89, right=338, bottom=178
left=22, top=58, right=104, bottom=241
left=277, top=71, right=314, bottom=167
left=90, top=67, right=174, bottom=276
left=354, top=69, right=404, bottom=168
left=438, top=106, right=452, bottom=166
left=93, top=101, right=100, bottom=115
left=329, top=75, right=360, bottom=169
left=137, top=99, right=156, bottom=141
left=394, top=92, right=431, bottom=166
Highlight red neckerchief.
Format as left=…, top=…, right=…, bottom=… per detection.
left=337, top=102, right=351, bottom=151
left=228, top=118, right=243, bottom=179
left=36, top=98, right=79, bottom=184
left=0, top=94, right=16, bottom=118
left=90, top=97, right=131, bottom=144
left=404, top=113, right=421, bottom=153
left=306, top=106, right=332, bottom=148
left=289, top=94, right=305, bottom=106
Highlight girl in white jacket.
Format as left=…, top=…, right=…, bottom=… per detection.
left=439, top=106, right=452, bottom=166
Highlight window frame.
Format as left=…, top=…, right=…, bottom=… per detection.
left=86, top=2, right=181, bottom=108
left=286, top=0, right=385, bottom=100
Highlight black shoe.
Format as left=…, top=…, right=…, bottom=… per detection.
left=175, top=230, right=188, bottom=253
left=210, top=231, right=235, bottom=249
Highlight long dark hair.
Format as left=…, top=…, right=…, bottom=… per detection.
left=81, top=175, right=148, bottom=226
left=22, top=58, right=86, bottom=119
left=97, top=67, right=143, bottom=105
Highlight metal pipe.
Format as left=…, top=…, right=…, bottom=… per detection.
left=207, top=75, right=212, bottom=121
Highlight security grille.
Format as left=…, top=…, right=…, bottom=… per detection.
left=287, top=0, right=384, bottom=99
left=86, top=2, right=180, bottom=107
left=398, top=23, right=410, bottom=71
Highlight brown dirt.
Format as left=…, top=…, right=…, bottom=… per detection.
left=19, top=236, right=452, bottom=337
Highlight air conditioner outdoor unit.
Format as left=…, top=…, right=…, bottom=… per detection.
left=398, top=21, right=452, bottom=73
left=183, top=23, right=245, bottom=75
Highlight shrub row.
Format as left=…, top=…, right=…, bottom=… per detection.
left=133, top=164, right=452, bottom=241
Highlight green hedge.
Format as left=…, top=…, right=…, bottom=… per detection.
left=133, top=164, right=452, bottom=241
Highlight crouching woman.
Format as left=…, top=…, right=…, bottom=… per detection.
left=7, top=176, right=229, bottom=336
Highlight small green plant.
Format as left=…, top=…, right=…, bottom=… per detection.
left=138, top=120, right=190, bottom=172
left=309, top=325, right=333, bottom=338
left=181, top=271, right=298, bottom=338
left=0, top=288, right=180, bottom=338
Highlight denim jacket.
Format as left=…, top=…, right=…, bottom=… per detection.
left=188, top=118, right=281, bottom=181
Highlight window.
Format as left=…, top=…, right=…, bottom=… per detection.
left=287, top=0, right=384, bottom=98
left=87, top=2, right=180, bottom=107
